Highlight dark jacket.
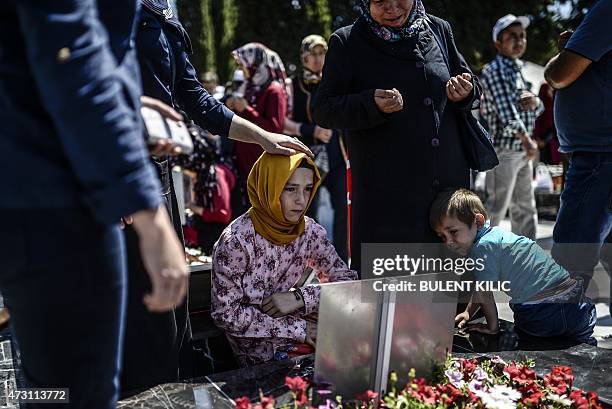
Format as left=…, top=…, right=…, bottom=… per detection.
left=291, top=74, right=344, bottom=171
left=136, top=8, right=233, bottom=137
left=313, top=15, right=479, bottom=271
left=0, top=0, right=161, bottom=223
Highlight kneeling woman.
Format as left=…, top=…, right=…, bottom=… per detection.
left=212, top=153, right=357, bottom=366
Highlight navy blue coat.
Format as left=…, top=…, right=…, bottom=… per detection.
left=136, top=8, right=233, bottom=137
left=313, top=16, right=479, bottom=271
left=0, top=0, right=161, bottom=224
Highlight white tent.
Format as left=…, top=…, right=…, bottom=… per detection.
left=522, top=61, right=546, bottom=93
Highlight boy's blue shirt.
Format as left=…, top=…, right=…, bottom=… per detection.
left=469, top=224, right=569, bottom=303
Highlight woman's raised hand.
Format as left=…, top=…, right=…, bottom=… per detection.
left=446, top=73, right=473, bottom=102
left=374, top=88, right=403, bottom=113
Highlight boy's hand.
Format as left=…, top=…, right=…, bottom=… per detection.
left=455, top=311, right=470, bottom=328
left=466, top=322, right=499, bottom=335
left=262, top=292, right=304, bottom=318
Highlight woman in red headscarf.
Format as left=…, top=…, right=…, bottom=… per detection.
left=226, top=43, right=290, bottom=191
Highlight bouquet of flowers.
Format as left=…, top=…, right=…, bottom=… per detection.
left=235, top=356, right=604, bottom=409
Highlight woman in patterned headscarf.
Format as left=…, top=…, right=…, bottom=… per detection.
left=313, top=0, right=481, bottom=273
left=227, top=43, right=291, bottom=194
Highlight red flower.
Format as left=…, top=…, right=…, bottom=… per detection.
left=461, top=358, right=478, bottom=379
left=436, top=384, right=464, bottom=406
left=408, top=378, right=440, bottom=405
left=505, top=362, right=536, bottom=386
left=235, top=396, right=252, bottom=409
left=587, top=391, right=603, bottom=409
left=543, top=372, right=569, bottom=395
left=356, top=390, right=379, bottom=402
left=286, top=376, right=308, bottom=393
left=570, top=389, right=589, bottom=409
left=285, top=376, right=309, bottom=405
left=518, top=380, right=543, bottom=406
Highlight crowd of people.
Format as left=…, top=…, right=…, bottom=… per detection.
left=0, top=0, right=610, bottom=408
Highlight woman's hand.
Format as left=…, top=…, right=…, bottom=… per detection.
left=314, top=126, right=332, bottom=143
left=374, top=88, right=403, bottom=113
left=226, top=96, right=248, bottom=113
left=305, top=321, right=317, bottom=347
left=259, top=132, right=314, bottom=157
left=261, top=291, right=305, bottom=318
left=446, top=73, right=473, bottom=102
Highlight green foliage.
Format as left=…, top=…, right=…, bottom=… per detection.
left=177, top=0, right=591, bottom=82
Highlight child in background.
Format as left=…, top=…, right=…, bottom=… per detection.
left=430, top=188, right=596, bottom=345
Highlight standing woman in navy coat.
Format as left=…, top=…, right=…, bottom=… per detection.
left=123, top=0, right=311, bottom=395
left=313, top=0, right=480, bottom=272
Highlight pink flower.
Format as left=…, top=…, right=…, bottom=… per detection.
left=285, top=376, right=309, bottom=405
left=235, top=396, right=252, bottom=409
left=356, top=390, right=378, bottom=402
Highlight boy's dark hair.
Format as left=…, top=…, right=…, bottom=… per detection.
left=429, top=188, right=488, bottom=230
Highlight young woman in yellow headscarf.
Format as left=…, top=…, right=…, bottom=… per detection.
left=211, top=152, right=356, bottom=366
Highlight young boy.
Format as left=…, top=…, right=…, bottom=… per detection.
left=430, top=188, right=596, bottom=345
left=480, top=14, right=544, bottom=240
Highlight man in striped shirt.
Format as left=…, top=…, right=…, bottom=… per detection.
left=480, top=14, right=544, bottom=240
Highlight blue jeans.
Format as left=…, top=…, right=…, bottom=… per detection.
left=551, top=151, right=612, bottom=315
left=511, top=292, right=597, bottom=346
left=0, top=208, right=126, bottom=409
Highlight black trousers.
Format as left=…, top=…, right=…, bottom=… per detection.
left=0, top=208, right=125, bottom=409
left=307, top=163, right=348, bottom=263
left=120, top=159, right=195, bottom=396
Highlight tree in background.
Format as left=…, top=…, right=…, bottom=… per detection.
left=177, top=0, right=591, bottom=81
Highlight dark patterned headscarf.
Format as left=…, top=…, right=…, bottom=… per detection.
left=232, top=43, right=289, bottom=105
left=358, top=0, right=427, bottom=42
left=141, top=0, right=174, bottom=19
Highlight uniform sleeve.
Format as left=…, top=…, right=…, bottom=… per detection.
left=241, top=82, right=287, bottom=133
left=211, top=232, right=307, bottom=342
left=15, top=0, right=161, bottom=224
left=565, top=0, right=612, bottom=62
left=300, top=222, right=358, bottom=315
left=313, top=32, right=390, bottom=131
left=175, top=56, right=234, bottom=138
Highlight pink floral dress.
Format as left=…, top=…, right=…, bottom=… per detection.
left=211, top=213, right=357, bottom=366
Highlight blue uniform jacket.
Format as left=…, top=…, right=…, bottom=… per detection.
left=136, top=6, right=234, bottom=137
left=0, top=0, right=161, bottom=224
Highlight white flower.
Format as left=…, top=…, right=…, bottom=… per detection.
left=468, top=379, right=485, bottom=393
left=547, top=393, right=572, bottom=407
left=475, top=385, right=521, bottom=409
left=488, top=385, right=521, bottom=402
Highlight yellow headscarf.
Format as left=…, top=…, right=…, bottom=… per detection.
left=247, top=152, right=321, bottom=245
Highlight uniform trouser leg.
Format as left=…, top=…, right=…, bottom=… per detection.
left=486, top=148, right=537, bottom=240
left=0, top=209, right=126, bottom=409
left=486, top=148, right=520, bottom=227
left=551, top=152, right=612, bottom=299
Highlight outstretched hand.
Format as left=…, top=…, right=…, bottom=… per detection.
left=446, top=73, right=473, bottom=102
left=260, top=132, right=314, bottom=158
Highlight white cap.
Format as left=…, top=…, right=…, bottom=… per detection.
left=492, top=14, right=530, bottom=42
